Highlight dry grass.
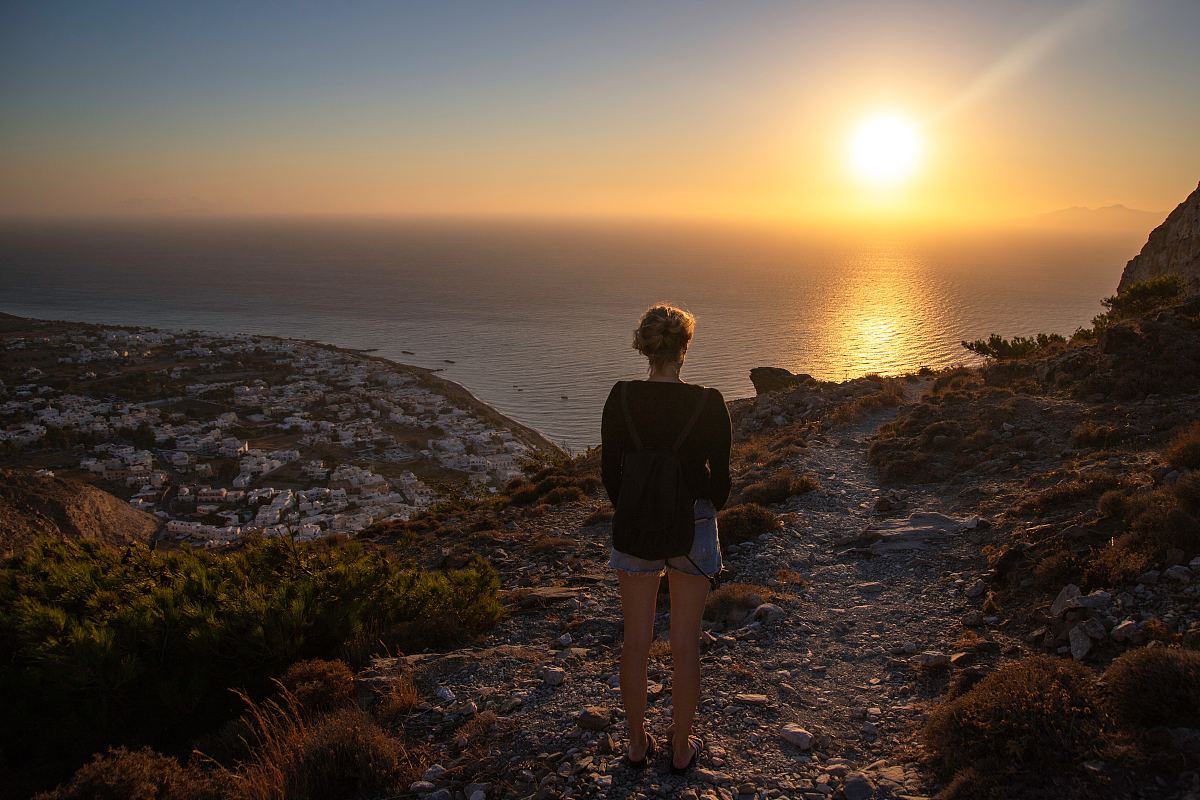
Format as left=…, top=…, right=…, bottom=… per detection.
left=1014, top=471, right=1126, bottom=515
left=717, top=503, right=781, bottom=548
left=1165, top=420, right=1200, bottom=469
left=528, top=534, right=576, bottom=554
left=734, top=470, right=819, bottom=506
left=823, top=376, right=906, bottom=428
left=923, top=655, right=1103, bottom=778
left=279, top=660, right=356, bottom=715
left=1105, top=646, right=1200, bottom=728
left=580, top=507, right=613, bottom=527
left=372, top=673, right=419, bottom=729
left=35, top=747, right=223, bottom=800
left=216, top=689, right=415, bottom=800
left=703, top=582, right=771, bottom=623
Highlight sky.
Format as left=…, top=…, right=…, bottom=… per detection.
left=1, top=0, right=1198, bottom=225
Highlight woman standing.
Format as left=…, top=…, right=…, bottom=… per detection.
left=601, top=303, right=732, bottom=774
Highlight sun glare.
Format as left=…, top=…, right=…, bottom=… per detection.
left=848, top=113, right=922, bottom=186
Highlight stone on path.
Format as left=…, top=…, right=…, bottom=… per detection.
left=576, top=706, right=610, bottom=731
left=867, top=511, right=970, bottom=553
left=543, top=666, right=567, bottom=686
left=779, top=723, right=814, bottom=750
left=913, top=651, right=950, bottom=668
left=842, top=772, right=875, bottom=800
left=735, top=693, right=771, bottom=705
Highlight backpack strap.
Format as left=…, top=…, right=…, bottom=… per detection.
left=672, top=387, right=710, bottom=452
left=619, top=381, right=644, bottom=451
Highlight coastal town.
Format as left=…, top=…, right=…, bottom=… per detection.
left=0, top=314, right=559, bottom=548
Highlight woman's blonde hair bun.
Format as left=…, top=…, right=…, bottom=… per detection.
left=632, top=303, right=696, bottom=368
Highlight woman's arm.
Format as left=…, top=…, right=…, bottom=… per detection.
left=600, top=382, right=624, bottom=506
left=707, top=388, right=732, bottom=511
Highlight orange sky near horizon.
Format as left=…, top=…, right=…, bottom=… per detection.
left=1, top=1, right=1197, bottom=226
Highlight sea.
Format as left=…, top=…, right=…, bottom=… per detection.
left=0, top=218, right=1148, bottom=451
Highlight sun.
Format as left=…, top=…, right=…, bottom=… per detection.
left=848, top=113, right=922, bottom=185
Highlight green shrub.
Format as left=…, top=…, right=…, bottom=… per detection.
left=716, top=503, right=781, bottom=547
left=1091, top=275, right=1187, bottom=332
left=923, top=655, right=1103, bottom=775
left=1105, top=646, right=1200, bottom=729
left=961, top=332, right=1066, bottom=360
left=0, top=536, right=501, bottom=787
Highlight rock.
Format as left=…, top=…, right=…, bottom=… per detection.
left=1069, top=624, right=1093, bottom=660
left=1081, top=618, right=1107, bottom=640
left=1164, top=564, right=1193, bottom=582
left=423, top=764, right=447, bottom=782
left=435, top=687, right=456, bottom=703
left=735, top=693, right=771, bottom=705
left=470, top=793, right=487, bottom=800
left=543, top=666, right=567, bottom=687
left=577, top=706, right=611, bottom=731
left=754, top=603, right=785, bottom=625
left=1051, top=584, right=1082, bottom=616
left=556, top=633, right=573, bottom=646
left=779, top=723, right=813, bottom=750
left=1118, top=181, right=1200, bottom=295
left=750, top=366, right=814, bottom=395
left=913, top=651, right=950, bottom=668
left=842, top=773, right=875, bottom=800
left=466, top=784, right=490, bottom=799
left=1076, top=590, right=1112, bottom=610
left=961, top=610, right=984, bottom=627
left=1137, top=569, right=1161, bottom=585
left=427, top=791, right=452, bottom=800
left=409, top=781, right=436, bottom=794
left=964, top=578, right=987, bottom=598
left=1111, top=619, right=1139, bottom=642
left=867, top=512, right=968, bottom=553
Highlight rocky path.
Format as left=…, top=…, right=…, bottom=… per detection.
left=375, top=384, right=1019, bottom=800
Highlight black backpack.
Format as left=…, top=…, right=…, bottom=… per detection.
left=611, top=381, right=711, bottom=560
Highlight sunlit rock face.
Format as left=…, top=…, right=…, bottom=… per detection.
left=1119, top=181, right=1200, bottom=295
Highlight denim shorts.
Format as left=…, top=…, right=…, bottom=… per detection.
left=608, top=498, right=722, bottom=577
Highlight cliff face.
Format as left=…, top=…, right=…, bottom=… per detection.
left=0, top=468, right=160, bottom=556
left=1118, top=181, right=1200, bottom=294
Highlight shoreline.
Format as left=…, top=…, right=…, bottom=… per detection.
left=0, top=309, right=566, bottom=456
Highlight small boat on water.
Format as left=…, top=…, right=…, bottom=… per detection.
left=401, top=350, right=414, bottom=355
left=443, top=359, right=456, bottom=364
left=560, top=395, right=568, bottom=400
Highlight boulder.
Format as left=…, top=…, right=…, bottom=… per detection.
left=1050, top=584, right=1082, bottom=617
left=749, top=367, right=815, bottom=395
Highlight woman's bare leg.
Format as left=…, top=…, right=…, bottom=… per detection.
left=667, top=568, right=710, bottom=768
left=617, top=570, right=661, bottom=760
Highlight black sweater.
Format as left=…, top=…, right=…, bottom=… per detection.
left=600, top=380, right=732, bottom=511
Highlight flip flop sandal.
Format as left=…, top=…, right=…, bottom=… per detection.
left=670, top=735, right=704, bottom=775
left=623, top=732, right=657, bottom=769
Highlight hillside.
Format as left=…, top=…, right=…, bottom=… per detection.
left=0, top=468, right=159, bottom=555
left=16, top=192, right=1200, bottom=800
left=1119, top=180, right=1200, bottom=294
